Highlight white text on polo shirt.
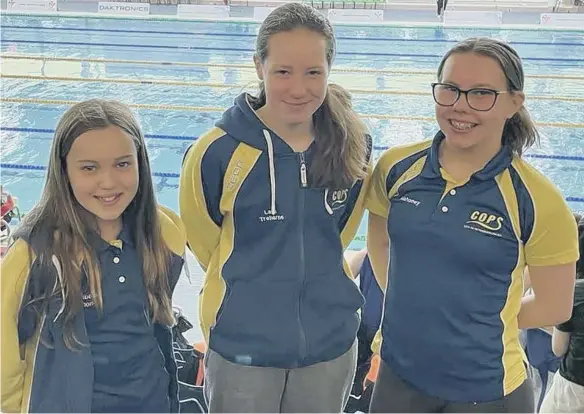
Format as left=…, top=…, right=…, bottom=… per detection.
left=398, top=195, right=421, bottom=207
left=82, top=293, right=95, bottom=308
left=466, top=210, right=504, bottom=232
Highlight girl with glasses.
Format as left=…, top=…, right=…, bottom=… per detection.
left=365, top=38, right=579, bottom=413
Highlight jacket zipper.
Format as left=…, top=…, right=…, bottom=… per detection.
left=298, top=152, right=307, bottom=365
left=299, top=153, right=307, bottom=188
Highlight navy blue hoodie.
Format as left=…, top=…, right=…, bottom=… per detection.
left=179, top=92, right=372, bottom=368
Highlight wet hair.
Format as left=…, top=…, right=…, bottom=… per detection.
left=249, top=2, right=369, bottom=189
left=437, top=37, right=540, bottom=157
left=17, top=99, right=174, bottom=349
left=575, top=212, right=583, bottom=280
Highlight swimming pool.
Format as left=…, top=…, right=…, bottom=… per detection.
left=1, top=12, right=584, bottom=341
left=2, top=13, right=584, bottom=248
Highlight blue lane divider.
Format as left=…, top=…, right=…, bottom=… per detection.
left=4, top=25, right=584, bottom=47
left=3, top=39, right=584, bottom=62
left=1, top=162, right=582, bottom=203
left=0, top=162, right=180, bottom=178
left=3, top=126, right=584, bottom=162
left=1, top=127, right=195, bottom=141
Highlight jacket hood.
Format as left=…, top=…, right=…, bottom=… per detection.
left=215, top=92, right=293, bottom=155
left=215, top=93, right=294, bottom=216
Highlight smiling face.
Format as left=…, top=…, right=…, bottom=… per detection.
left=254, top=28, right=330, bottom=130
left=66, top=126, right=139, bottom=237
left=436, top=52, right=524, bottom=154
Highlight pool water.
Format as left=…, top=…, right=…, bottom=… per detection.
left=1, top=13, right=583, bottom=340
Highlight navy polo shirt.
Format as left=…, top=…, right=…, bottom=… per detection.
left=83, top=224, right=171, bottom=413
left=366, top=132, right=579, bottom=403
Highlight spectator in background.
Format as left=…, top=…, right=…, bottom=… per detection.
left=437, top=0, right=449, bottom=17
left=522, top=269, right=561, bottom=412
left=344, top=248, right=384, bottom=413
left=540, top=212, right=584, bottom=413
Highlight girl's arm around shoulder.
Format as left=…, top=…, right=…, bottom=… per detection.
left=1, top=239, right=34, bottom=413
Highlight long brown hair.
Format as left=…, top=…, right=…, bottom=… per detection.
left=250, top=2, right=369, bottom=189
left=17, top=99, right=175, bottom=349
left=437, top=37, right=540, bottom=157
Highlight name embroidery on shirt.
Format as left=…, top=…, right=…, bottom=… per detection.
left=82, top=292, right=95, bottom=308
left=397, top=195, right=421, bottom=207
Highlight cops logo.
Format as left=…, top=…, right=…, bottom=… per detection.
left=329, top=189, right=349, bottom=210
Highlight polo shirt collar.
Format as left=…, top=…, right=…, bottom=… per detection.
left=420, top=131, right=513, bottom=181
left=87, top=217, right=134, bottom=252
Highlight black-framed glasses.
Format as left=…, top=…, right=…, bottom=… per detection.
left=431, top=83, right=507, bottom=112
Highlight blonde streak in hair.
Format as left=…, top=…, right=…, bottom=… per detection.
left=140, top=229, right=174, bottom=326
left=324, top=88, right=350, bottom=182
left=55, top=210, right=104, bottom=349
left=154, top=244, right=174, bottom=325
left=144, top=246, right=174, bottom=326
left=54, top=234, right=85, bottom=349
left=327, top=84, right=368, bottom=182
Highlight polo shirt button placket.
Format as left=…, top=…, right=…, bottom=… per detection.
left=439, top=186, right=458, bottom=214
left=111, top=250, right=123, bottom=283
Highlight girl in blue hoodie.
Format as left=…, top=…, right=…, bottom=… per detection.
left=179, top=3, right=372, bottom=412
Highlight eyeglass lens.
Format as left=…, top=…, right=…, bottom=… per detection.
left=433, top=84, right=498, bottom=111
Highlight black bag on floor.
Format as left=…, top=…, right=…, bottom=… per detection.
left=178, top=382, right=207, bottom=414
left=172, top=310, right=208, bottom=413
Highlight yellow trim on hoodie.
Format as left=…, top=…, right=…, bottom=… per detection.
left=179, top=128, right=227, bottom=271
left=1, top=238, right=34, bottom=413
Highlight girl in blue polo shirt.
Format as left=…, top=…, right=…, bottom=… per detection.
left=1, top=99, right=187, bottom=413
left=366, top=38, right=579, bottom=413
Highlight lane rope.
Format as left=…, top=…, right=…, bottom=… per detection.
left=2, top=162, right=582, bottom=203
left=2, top=73, right=584, bottom=102
left=4, top=126, right=584, bottom=162
left=3, top=54, right=584, bottom=80
left=2, top=97, right=583, bottom=128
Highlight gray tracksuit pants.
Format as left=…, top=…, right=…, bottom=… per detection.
left=203, top=341, right=357, bottom=413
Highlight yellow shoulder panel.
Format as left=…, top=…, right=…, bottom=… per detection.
left=158, top=205, right=187, bottom=258
left=1, top=239, right=34, bottom=413
left=179, top=127, right=227, bottom=270
left=511, top=158, right=579, bottom=266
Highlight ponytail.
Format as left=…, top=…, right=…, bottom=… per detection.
left=311, top=83, right=369, bottom=189
left=502, top=105, right=539, bottom=157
